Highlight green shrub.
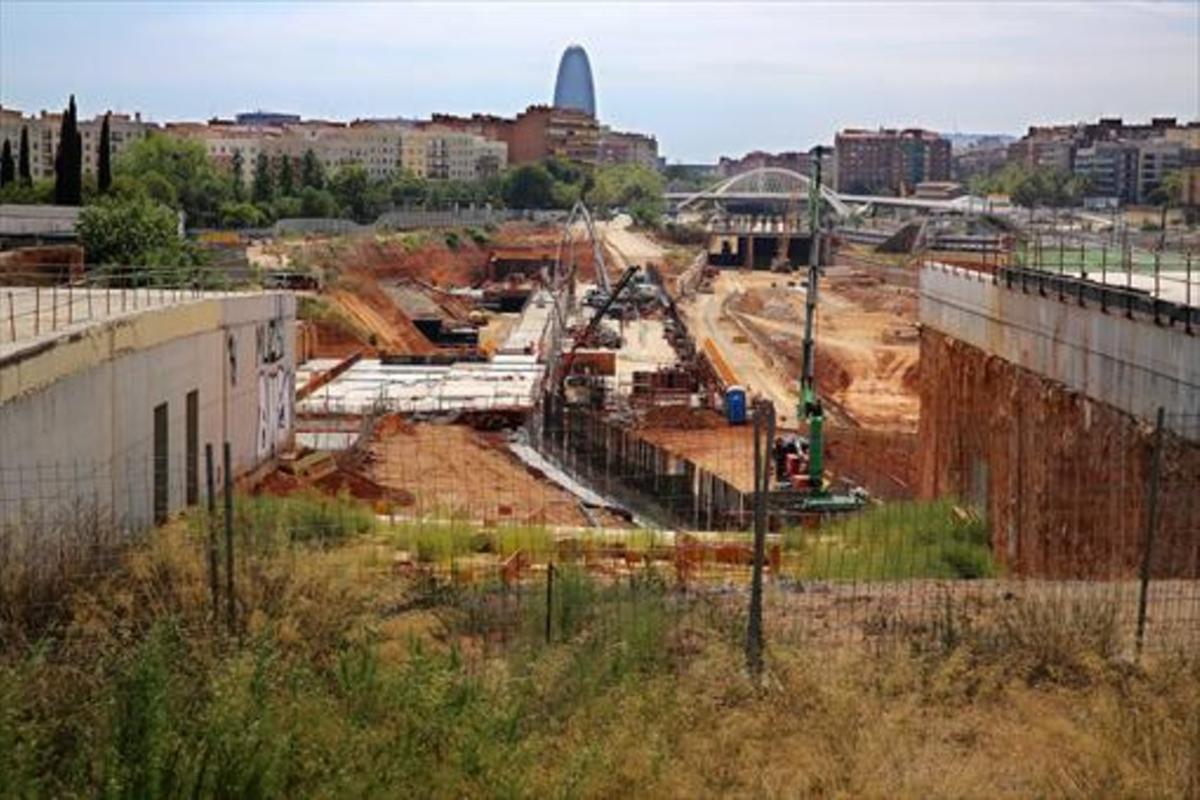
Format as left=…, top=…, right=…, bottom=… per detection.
left=238, top=492, right=375, bottom=549
left=787, top=500, right=996, bottom=581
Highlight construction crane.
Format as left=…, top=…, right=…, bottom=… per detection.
left=552, top=265, right=640, bottom=405
left=787, top=146, right=864, bottom=513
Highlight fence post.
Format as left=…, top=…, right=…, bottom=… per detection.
left=746, top=400, right=770, bottom=679
left=206, top=443, right=219, bottom=621
left=6, top=291, right=14, bottom=342
left=223, top=441, right=236, bottom=636
left=1135, top=406, right=1166, bottom=657
left=1100, top=246, right=1108, bottom=313
left=1186, top=252, right=1193, bottom=335
left=545, top=562, right=554, bottom=645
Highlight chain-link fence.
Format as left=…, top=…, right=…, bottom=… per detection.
left=3, top=399, right=1197, bottom=662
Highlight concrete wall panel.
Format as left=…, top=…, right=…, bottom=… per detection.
left=920, top=264, right=1199, bottom=433
left=0, top=293, right=295, bottom=536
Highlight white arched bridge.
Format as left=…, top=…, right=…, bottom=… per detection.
left=667, top=167, right=980, bottom=219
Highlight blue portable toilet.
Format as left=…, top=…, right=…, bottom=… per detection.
left=725, top=385, right=747, bottom=425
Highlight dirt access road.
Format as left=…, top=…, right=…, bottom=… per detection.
left=730, top=268, right=919, bottom=432
left=597, top=215, right=665, bottom=272
left=680, top=271, right=805, bottom=426
left=678, top=267, right=919, bottom=433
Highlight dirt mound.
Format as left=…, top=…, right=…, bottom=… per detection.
left=314, top=469, right=415, bottom=507
left=813, top=345, right=853, bottom=396
left=832, top=282, right=918, bottom=317
left=254, top=469, right=307, bottom=497
left=374, top=413, right=416, bottom=439
left=330, top=277, right=435, bottom=355
left=366, top=424, right=627, bottom=528
left=343, top=236, right=489, bottom=286
left=639, top=405, right=725, bottom=431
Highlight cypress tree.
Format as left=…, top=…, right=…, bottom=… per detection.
left=0, top=140, right=14, bottom=187
left=18, top=126, right=31, bottom=187
left=98, top=111, right=112, bottom=193
left=252, top=152, right=273, bottom=203
left=54, top=95, right=83, bottom=205
left=231, top=149, right=245, bottom=201
left=301, top=148, right=323, bottom=189
left=276, top=153, right=294, bottom=196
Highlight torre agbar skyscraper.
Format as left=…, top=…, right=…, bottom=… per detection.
left=553, top=45, right=597, bottom=118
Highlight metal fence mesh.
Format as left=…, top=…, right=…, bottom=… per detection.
left=2, top=407, right=1197, bottom=659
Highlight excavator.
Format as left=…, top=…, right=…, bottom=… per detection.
left=776, top=147, right=865, bottom=513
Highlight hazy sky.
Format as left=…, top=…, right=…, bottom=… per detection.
left=1, top=1, right=1197, bottom=161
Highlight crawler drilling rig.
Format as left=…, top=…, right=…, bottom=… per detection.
left=785, top=146, right=864, bottom=512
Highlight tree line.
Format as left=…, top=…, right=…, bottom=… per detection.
left=2, top=96, right=667, bottom=266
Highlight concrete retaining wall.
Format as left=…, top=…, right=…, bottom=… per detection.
left=920, top=263, right=1199, bottom=435
left=0, top=293, right=295, bottom=533
left=919, top=265, right=1200, bottom=577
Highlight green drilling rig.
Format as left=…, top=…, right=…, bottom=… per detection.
left=788, top=146, right=864, bottom=513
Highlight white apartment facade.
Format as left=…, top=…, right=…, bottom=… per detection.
left=0, top=105, right=152, bottom=182
left=400, top=127, right=507, bottom=181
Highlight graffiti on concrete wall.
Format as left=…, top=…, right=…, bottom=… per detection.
left=255, top=317, right=293, bottom=459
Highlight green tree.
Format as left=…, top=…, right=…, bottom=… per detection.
left=0, top=139, right=13, bottom=187
left=1149, top=170, right=1187, bottom=230
left=299, top=186, right=338, bottom=217
left=18, top=127, right=31, bottom=187
left=390, top=170, right=428, bottom=207
left=276, top=154, right=294, bottom=196
left=54, top=95, right=83, bottom=205
left=502, top=164, right=556, bottom=209
left=77, top=196, right=184, bottom=264
left=230, top=149, right=245, bottom=201
left=0, top=177, right=54, bottom=204
left=271, top=193, right=301, bottom=220
left=219, top=200, right=266, bottom=229
left=590, top=164, right=665, bottom=226
left=116, top=134, right=230, bottom=226
left=97, top=112, right=113, bottom=194
left=329, top=164, right=387, bottom=223
left=252, top=152, right=274, bottom=203
left=301, top=148, right=324, bottom=189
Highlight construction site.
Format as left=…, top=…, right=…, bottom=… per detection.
left=4, top=158, right=1199, bottom=644
left=282, top=167, right=1196, bottom=643
left=3, top=169, right=1200, bottom=800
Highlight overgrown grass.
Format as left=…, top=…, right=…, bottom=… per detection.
left=2, top=499, right=1197, bottom=798
left=236, top=491, right=376, bottom=549
left=786, top=500, right=997, bottom=581
left=384, top=520, right=667, bottom=566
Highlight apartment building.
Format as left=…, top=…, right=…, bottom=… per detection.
left=165, top=118, right=505, bottom=186
left=290, top=122, right=405, bottom=181
left=401, top=127, right=507, bottom=181
left=431, top=104, right=599, bottom=165
left=597, top=126, right=659, bottom=170
left=166, top=122, right=279, bottom=179
left=1073, top=142, right=1141, bottom=203
left=1, top=105, right=152, bottom=182
left=834, top=128, right=949, bottom=194
left=1006, top=117, right=1199, bottom=204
